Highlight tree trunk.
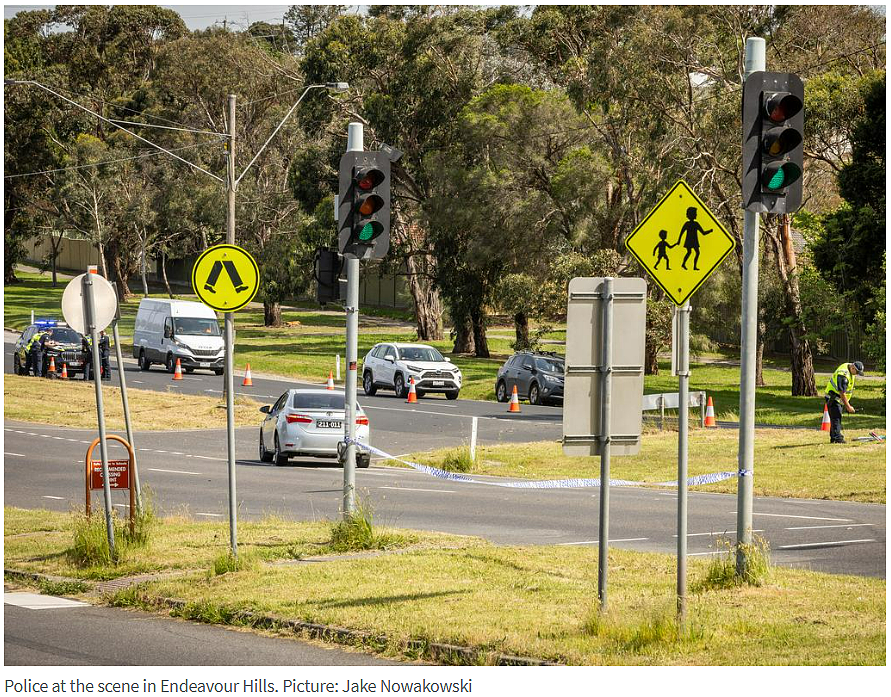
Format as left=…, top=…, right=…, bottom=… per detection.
left=452, top=315, right=475, bottom=354
left=755, top=311, right=766, bottom=388
left=140, top=242, right=149, bottom=297
left=264, top=301, right=282, bottom=327
left=775, top=215, right=817, bottom=396
left=160, top=252, right=173, bottom=298
left=404, top=253, right=442, bottom=340
left=645, top=344, right=660, bottom=375
left=514, top=311, right=529, bottom=350
left=111, top=250, right=132, bottom=298
left=471, top=307, right=489, bottom=358
left=97, top=240, right=108, bottom=279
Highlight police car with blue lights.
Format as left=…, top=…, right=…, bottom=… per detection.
left=13, top=319, right=86, bottom=377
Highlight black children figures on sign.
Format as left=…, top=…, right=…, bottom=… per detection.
left=676, top=207, right=712, bottom=271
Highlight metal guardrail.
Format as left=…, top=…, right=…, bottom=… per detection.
left=642, top=391, right=707, bottom=429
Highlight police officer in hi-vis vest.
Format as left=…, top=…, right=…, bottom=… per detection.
left=825, top=361, right=864, bottom=444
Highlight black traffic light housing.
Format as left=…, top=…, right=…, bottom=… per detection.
left=338, top=151, right=391, bottom=259
left=742, top=71, right=804, bottom=214
left=313, top=248, right=343, bottom=305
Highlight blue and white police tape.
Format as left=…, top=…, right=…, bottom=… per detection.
left=344, top=438, right=737, bottom=490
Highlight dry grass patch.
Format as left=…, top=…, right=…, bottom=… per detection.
left=3, top=374, right=261, bottom=430
left=410, top=428, right=886, bottom=503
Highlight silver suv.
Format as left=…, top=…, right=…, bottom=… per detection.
left=362, top=342, right=462, bottom=399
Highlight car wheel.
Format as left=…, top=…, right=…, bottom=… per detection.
left=416, top=389, right=425, bottom=399
left=363, top=371, right=377, bottom=396
left=445, top=390, right=459, bottom=401
left=394, top=373, right=405, bottom=399
left=13, top=354, right=21, bottom=376
left=357, top=453, right=371, bottom=469
left=185, top=367, right=195, bottom=374
left=496, top=380, right=508, bottom=402
left=138, top=350, right=151, bottom=371
left=259, top=430, right=273, bottom=463
left=273, top=433, right=288, bottom=466
left=529, top=382, right=541, bottom=405
left=213, top=368, right=224, bottom=376
left=166, top=353, right=175, bottom=373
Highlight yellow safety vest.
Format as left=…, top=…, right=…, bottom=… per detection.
left=825, top=363, right=855, bottom=399
left=27, top=332, right=44, bottom=350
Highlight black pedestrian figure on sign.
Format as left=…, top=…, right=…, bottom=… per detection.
left=676, top=207, right=712, bottom=271
left=204, top=259, right=247, bottom=294
left=653, top=229, right=675, bottom=270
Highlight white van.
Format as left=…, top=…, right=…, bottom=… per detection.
left=132, top=299, right=225, bottom=375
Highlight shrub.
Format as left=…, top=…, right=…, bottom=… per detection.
left=692, top=535, right=771, bottom=592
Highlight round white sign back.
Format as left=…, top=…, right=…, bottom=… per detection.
left=61, top=273, right=118, bottom=335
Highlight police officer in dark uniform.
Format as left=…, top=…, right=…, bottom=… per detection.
left=28, top=330, right=45, bottom=377
left=99, top=330, right=111, bottom=380
left=82, top=334, right=93, bottom=380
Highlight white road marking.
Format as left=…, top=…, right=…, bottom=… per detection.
left=113, top=504, right=130, bottom=509
left=5, top=592, right=89, bottom=610
left=192, top=455, right=226, bottom=461
left=363, top=404, right=553, bottom=424
left=5, top=452, right=26, bottom=457
left=674, top=530, right=764, bottom=538
left=785, top=523, right=875, bottom=531
left=557, top=537, right=648, bottom=546
left=195, top=512, right=223, bottom=517
left=689, top=551, right=726, bottom=557
left=750, top=512, right=852, bottom=522
left=778, top=539, right=876, bottom=550
left=377, top=486, right=455, bottom=493
left=146, top=468, right=202, bottom=476
left=42, top=495, right=65, bottom=500
left=131, top=380, right=144, bottom=384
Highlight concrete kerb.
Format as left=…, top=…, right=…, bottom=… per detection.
left=4, top=567, right=555, bottom=666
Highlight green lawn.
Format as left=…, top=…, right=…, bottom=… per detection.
left=5, top=271, right=886, bottom=425
left=4, top=507, right=885, bottom=665
left=411, top=428, right=886, bottom=503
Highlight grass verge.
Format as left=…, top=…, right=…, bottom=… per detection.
left=5, top=506, right=884, bottom=665
left=3, top=373, right=261, bottom=430
left=410, top=429, right=886, bottom=503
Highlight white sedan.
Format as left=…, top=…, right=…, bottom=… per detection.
left=259, top=389, right=371, bottom=467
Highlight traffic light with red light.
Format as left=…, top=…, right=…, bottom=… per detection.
left=742, top=72, right=804, bottom=213
left=338, top=151, right=390, bottom=259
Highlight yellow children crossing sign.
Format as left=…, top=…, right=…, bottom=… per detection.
left=191, top=244, right=259, bottom=312
left=625, top=180, right=735, bottom=306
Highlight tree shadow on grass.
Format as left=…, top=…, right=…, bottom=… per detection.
left=314, top=588, right=467, bottom=609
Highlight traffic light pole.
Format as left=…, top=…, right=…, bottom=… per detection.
left=343, top=122, right=363, bottom=518
left=737, top=37, right=765, bottom=575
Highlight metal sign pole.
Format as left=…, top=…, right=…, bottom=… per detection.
left=737, top=37, right=765, bottom=575
left=676, top=301, right=691, bottom=621
left=225, top=93, right=238, bottom=556
left=112, top=318, right=141, bottom=509
left=343, top=122, right=363, bottom=519
left=82, top=273, right=115, bottom=558
left=598, top=277, right=614, bottom=612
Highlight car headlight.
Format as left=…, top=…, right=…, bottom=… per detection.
left=173, top=339, right=190, bottom=349
left=405, top=364, right=422, bottom=372
left=543, top=373, right=562, bottom=383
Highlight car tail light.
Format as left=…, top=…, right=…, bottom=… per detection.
left=286, top=413, right=313, bottom=424
left=356, top=415, right=369, bottom=426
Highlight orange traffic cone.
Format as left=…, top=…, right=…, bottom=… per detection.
left=48, top=356, right=56, bottom=374
left=172, top=358, right=183, bottom=380
left=61, top=363, right=68, bottom=380
left=242, top=363, right=253, bottom=386
left=508, top=385, right=521, bottom=413
left=405, top=376, right=418, bottom=403
left=820, top=403, right=831, bottom=431
left=326, top=370, right=335, bottom=390
left=704, top=396, right=717, bottom=427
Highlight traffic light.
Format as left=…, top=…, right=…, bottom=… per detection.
left=338, top=151, right=390, bottom=259
left=742, top=71, right=804, bottom=214
left=314, top=248, right=343, bottom=305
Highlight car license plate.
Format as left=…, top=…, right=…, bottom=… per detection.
left=199, top=362, right=209, bottom=367
left=432, top=380, right=444, bottom=386
left=317, top=421, right=342, bottom=429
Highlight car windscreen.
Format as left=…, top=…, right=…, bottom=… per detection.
left=291, top=393, right=346, bottom=410
left=44, top=328, right=82, bottom=344
left=174, top=318, right=221, bottom=336
left=397, top=346, right=444, bottom=362
left=535, top=357, right=564, bottom=373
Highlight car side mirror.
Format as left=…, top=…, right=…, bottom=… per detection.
left=523, top=363, right=533, bottom=371
left=385, top=355, right=395, bottom=363
left=444, top=357, right=451, bottom=362
left=259, top=405, right=271, bottom=414
left=164, top=327, right=172, bottom=339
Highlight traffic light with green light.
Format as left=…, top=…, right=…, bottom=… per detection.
left=742, top=72, right=804, bottom=213
left=338, top=151, right=390, bottom=259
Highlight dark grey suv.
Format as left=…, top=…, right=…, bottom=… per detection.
left=494, top=351, right=565, bottom=405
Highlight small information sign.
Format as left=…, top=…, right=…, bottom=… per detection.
left=90, top=459, right=130, bottom=490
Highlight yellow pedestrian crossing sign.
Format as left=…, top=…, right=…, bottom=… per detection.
left=191, top=244, right=259, bottom=312
left=625, top=180, right=735, bottom=306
